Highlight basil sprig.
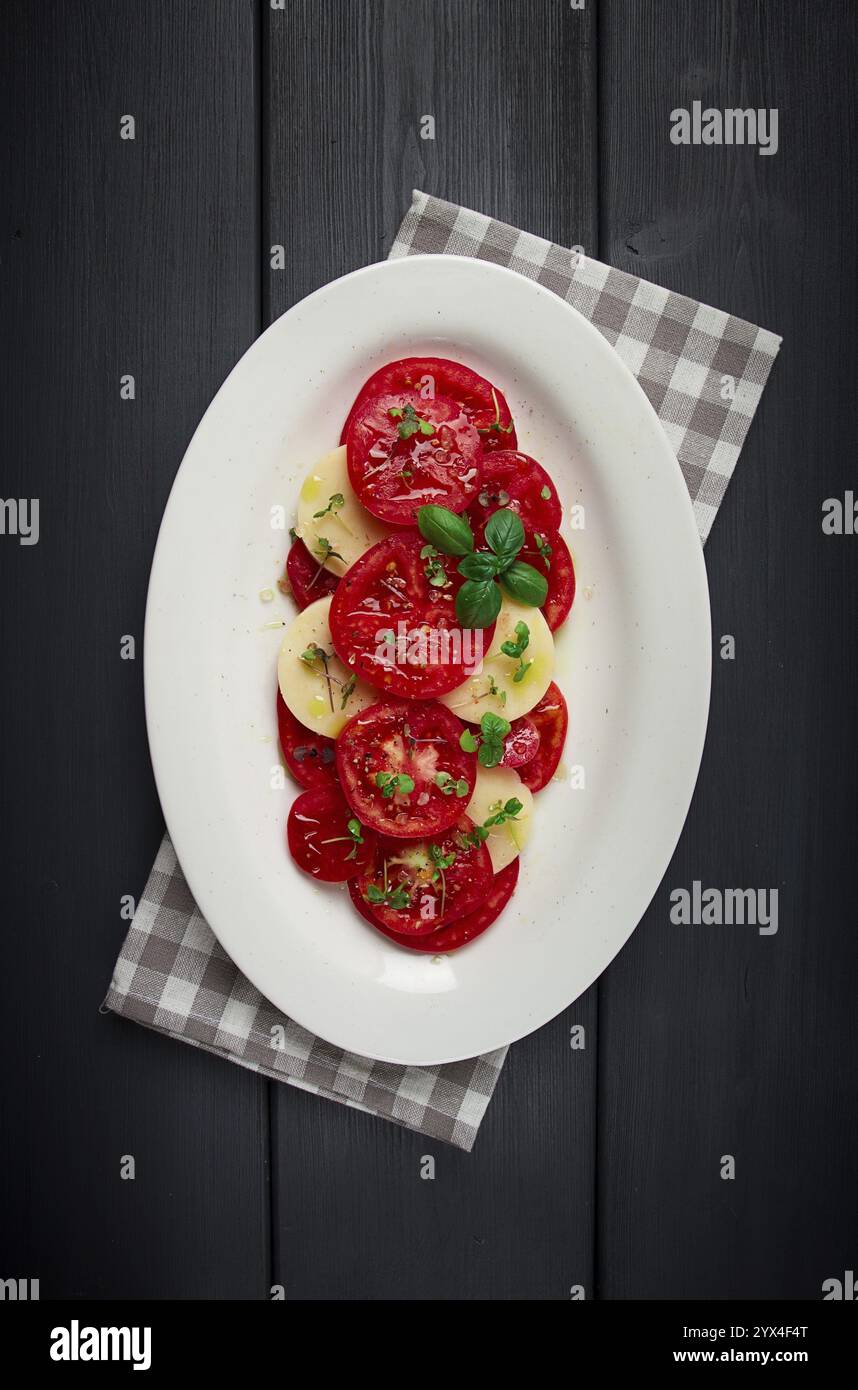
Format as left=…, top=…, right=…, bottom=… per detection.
left=416, top=504, right=548, bottom=628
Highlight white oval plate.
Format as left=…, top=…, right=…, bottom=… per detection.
left=145, top=255, right=710, bottom=1066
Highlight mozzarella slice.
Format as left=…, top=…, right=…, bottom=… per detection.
left=295, top=445, right=388, bottom=575
left=277, top=595, right=375, bottom=739
left=465, top=765, right=533, bottom=872
left=439, top=597, right=554, bottom=723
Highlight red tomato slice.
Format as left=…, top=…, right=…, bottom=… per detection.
left=285, top=536, right=339, bottom=609
left=350, top=857, right=520, bottom=952
left=467, top=451, right=562, bottom=534
left=340, top=357, right=517, bottom=454
left=277, top=691, right=337, bottom=789
left=516, top=682, right=569, bottom=792
left=329, top=531, right=493, bottom=699
left=349, top=816, right=492, bottom=935
left=520, top=527, right=576, bottom=632
left=287, top=786, right=375, bottom=882
left=346, top=390, right=483, bottom=526
left=336, top=700, right=477, bottom=838
left=501, top=719, right=540, bottom=769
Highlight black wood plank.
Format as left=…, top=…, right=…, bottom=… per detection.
left=0, top=0, right=268, bottom=1298
left=597, top=0, right=858, bottom=1297
left=266, top=0, right=598, bottom=1299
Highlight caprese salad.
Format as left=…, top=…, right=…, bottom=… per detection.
left=275, top=356, right=574, bottom=952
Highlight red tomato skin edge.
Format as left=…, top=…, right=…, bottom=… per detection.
left=284, top=536, right=339, bottom=610
left=339, top=356, right=517, bottom=451
left=542, top=532, right=576, bottom=633
left=518, top=682, right=569, bottom=793
left=349, top=857, right=520, bottom=953
left=287, top=786, right=374, bottom=883
left=276, top=690, right=338, bottom=790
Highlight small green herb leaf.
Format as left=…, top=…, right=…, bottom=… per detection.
left=540, top=485, right=551, bottom=500
left=434, top=771, right=470, bottom=798
left=388, top=402, right=435, bottom=440
left=375, top=771, right=416, bottom=799
left=313, top=492, right=345, bottom=519
left=459, top=729, right=479, bottom=753
left=500, top=620, right=530, bottom=660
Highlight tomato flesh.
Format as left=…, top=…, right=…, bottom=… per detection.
left=501, top=719, right=540, bottom=769
left=340, top=356, right=517, bottom=454
left=287, top=786, right=375, bottom=882
left=336, top=700, right=477, bottom=838
left=277, top=691, right=337, bottom=789
left=350, top=816, right=492, bottom=935
left=285, top=536, right=339, bottom=609
left=516, top=682, right=569, bottom=792
left=329, top=531, right=493, bottom=700
left=346, top=390, right=483, bottom=526
left=351, top=856, right=519, bottom=952
left=467, top=451, right=562, bottom=534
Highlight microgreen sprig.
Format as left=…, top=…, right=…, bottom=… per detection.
left=460, top=710, right=512, bottom=769
left=312, top=492, right=345, bottom=520
left=467, top=797, right=524, bottom=845
left=428, top=842, right=456, bottom=915
left=420, top=543, right=450, bottom=588
left=501, top=620, right=533, bottom=683
left=321, top=817, right=365, bottom=861
left=477, top=387, right=515, bottom=438
left=299, top=642, right=337, bottom=711
left=375, top=771, right=416, bottom=799
left=308, top=535, right=345, bottom=590
left=434, top=770, right=470, bottom=798
left=366, top=859, right=411, bottom=911
left=389, top=403, right=435, bottom=440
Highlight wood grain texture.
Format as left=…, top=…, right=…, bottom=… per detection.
left=597, top=0, right=858, bottom=1298
left=0, top=0, right=268, bottom=1298
left=266, top=0, right=598, bottom=1300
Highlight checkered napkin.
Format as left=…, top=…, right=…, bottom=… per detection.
left=103, top=190, right=781, bottom=1151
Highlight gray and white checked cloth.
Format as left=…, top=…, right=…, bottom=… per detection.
left=103, top=190, right=781, bottom=1151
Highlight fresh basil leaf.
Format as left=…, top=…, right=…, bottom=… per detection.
left=500, top=559, right=549, bottom=606
left=455, top=577, right=503, bottom=629
left=417, top=504, right=474, bottom=557
left=484, top=508, right=525, bottom=568
left=457, top=550, right=499, bottom=582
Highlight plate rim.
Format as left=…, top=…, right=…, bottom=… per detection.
left=144, top=253, right=712, bottom=1065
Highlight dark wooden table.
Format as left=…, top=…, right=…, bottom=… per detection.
left=2, top=0, right=856, bottom=1300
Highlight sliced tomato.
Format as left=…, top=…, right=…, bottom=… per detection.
left=351, top=857, right=520, bottom=952
left=349, top=816, right=492, bottom=935
left=520, top=527, right=576, bottom=632
left=285, top=536, right=339, bottom=609
left=516, top=682, right=569, bottom=792
left=336, top=700, right=477, bottom=838
left=501, top=719, right=540, bottom=769
left=277, top=691, right=338, bottom=789
left=467, top=451, right=562, bottom=534
left=346, top=390, right=483, bottom=526
left=287, top=786, right=375, bottom=882
left=340, top=357, right=517, bottom=454
left=329, top=531, right=493, bottom=699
